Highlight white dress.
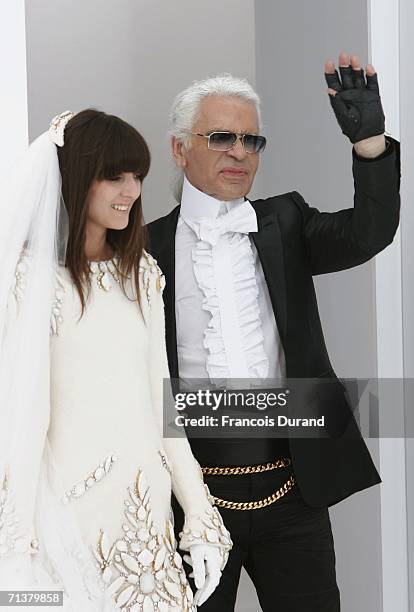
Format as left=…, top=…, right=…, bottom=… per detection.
left=0, top=251, right=231, bottom=612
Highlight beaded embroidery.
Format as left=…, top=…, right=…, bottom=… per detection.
left=158, top=451, right=173, bottom=476
left=94, top=469, right=195, bottom=611
left=140, top=251, right=165, bottom=307
left=49, top=111, right=75, bottom=147
left=89, top=260, right=121, bottom=292
left=50, top=270, right=65, bottom=336
left=13, top=249, right=30, bottom=305
left=0, top=471, right=33, bottom=556
left=12, top=250, right=66, bottom=337
left=88, top=252, right=165, bottom=308
left=179, top=483, right=232, bottom=570
left=63, top=454, right=118, bottom=503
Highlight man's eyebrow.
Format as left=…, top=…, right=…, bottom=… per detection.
left=203, top=127, right=230, bottom=133
left=203, top=128, right=259, bottom=134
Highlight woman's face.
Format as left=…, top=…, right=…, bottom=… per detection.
left=85, top=172, right=141, bottom=233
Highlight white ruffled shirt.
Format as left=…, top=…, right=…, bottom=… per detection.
left=175, top=177, right=286, bottom=388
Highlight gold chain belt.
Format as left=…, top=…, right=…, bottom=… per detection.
left=201, top=457, right=295, bottom=510
left=212, top=474, right=296, bottom=511
left=201, top=456, right=291, bottom=476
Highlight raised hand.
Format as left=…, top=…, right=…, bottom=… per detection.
left=325, top=52, right=385, bottom=147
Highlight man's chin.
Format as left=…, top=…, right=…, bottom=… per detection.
left=217, top=181, right=250, bottom=201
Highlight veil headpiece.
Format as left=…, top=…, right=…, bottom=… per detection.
left=49, top=110, right=75, bottom=147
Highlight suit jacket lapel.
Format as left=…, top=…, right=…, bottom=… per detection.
left=251, top=210, right=287, bottom=346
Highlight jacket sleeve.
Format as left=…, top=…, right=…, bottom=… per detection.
left=143, top=252, right=232, bottom=569
left=290, top=138, right=401, bottom=276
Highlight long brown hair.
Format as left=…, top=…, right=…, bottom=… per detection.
left=57, top=109, right=150, bottom=313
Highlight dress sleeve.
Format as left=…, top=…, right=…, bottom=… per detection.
left=142, top=251, right=232, bottom=569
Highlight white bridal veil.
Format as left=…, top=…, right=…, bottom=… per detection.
left=0, top=117, right=107, bottom=609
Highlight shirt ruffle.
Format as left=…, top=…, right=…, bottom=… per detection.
left=191, top=232, right=269, bottom=383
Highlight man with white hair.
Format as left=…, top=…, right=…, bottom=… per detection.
left=146, top=52, right=400, bottom=611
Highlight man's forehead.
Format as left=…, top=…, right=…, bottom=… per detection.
left=195, top=96, right=259, bottom=131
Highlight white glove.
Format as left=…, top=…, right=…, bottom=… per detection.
left=183, top=544, right=222, bottom=607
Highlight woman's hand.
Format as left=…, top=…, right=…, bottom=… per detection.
left=183, top=544, right=222, bottom=607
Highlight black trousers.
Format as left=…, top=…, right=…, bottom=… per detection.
left=172, top=466, right=340, bottom=611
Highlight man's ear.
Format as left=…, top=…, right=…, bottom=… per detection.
left=172, top=136, right=187, bottom=168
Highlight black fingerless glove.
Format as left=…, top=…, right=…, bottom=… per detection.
left=325, top=66, right=385, bottom=143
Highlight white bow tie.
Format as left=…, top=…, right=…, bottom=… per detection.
left=181, top=200, right=258, bottom=246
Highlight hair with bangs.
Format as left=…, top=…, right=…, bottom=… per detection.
left=57, top=109, right=150, bottom=314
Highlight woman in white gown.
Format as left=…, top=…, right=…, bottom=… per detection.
left=0, top=110, right=231, bottom=611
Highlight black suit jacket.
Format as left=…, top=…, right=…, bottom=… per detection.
left=146, top=140, right=400, bottom=507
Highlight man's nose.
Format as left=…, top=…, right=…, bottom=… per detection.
left=226, top=137, right=248, bottom=161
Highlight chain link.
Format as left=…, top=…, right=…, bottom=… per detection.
left=211, top=474, right=296, bottom=510
left=201, top=457, right=291, bottom=476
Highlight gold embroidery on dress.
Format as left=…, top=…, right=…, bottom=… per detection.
left=13, top=250, right=30, bottom=305
left=178, top=483, right=233, bottom=570
left=140, top=251, right=166, bottom=307
left=89, top=260, right=122, bottom=292
left=13, top=250, right=66, bottom=337
left=50, top=270, right=65, bottom=336
left=158, top=451, right=173, bottom=476
left=94, top=469, right=195, bottom=611
left=0, top=470, right=33, bottom=556
left=63, top=454, right=118, bottom=503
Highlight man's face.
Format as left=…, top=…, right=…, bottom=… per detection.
left=172, top=96, right=261, bottom=201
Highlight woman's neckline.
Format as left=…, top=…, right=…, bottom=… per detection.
left=86, top=245, right=117, bottom=263
left=87, top=253, right=118, bottom=264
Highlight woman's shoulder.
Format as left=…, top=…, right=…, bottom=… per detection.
left=139, top=249, right=162, bottom=272
left=139, top=250, right=165, bottom=288
left=139, top=250, right=166, bottom=306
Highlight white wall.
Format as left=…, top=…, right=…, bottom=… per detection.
left=25, top=0, right=256, bottom=223
left=368, top=1, right=410, bottom=610
left=0, top=0, right=28, bottom=175
left=399, top=0, right=414, bottom=607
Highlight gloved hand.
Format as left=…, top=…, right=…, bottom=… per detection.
left=325, top=52, right=385, bottom=144
left=183, top=544, right=222, bottom=607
